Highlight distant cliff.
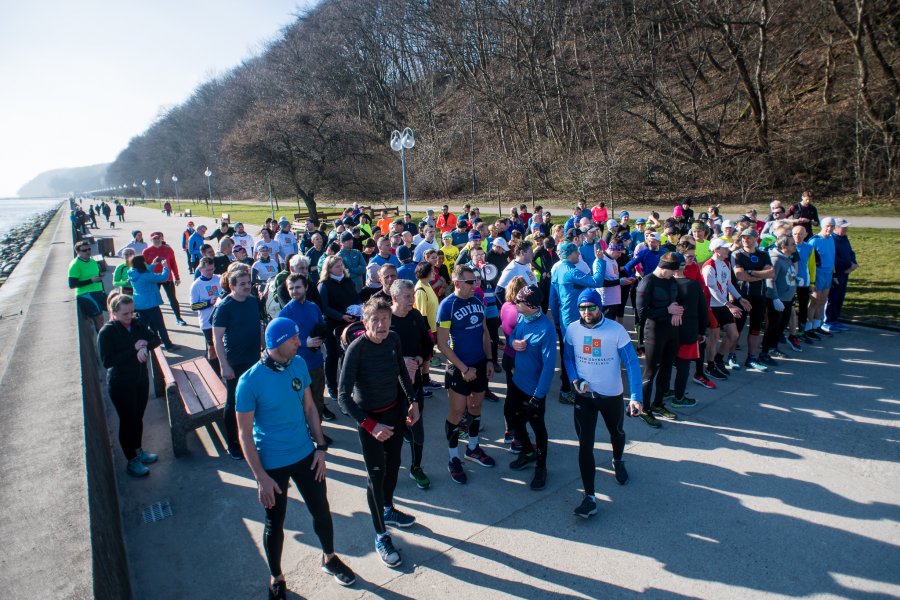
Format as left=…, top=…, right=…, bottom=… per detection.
left=17, top=163, right=109, bottom=197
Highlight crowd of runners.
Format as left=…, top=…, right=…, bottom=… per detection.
left=73, top=193, right=861, bottom=598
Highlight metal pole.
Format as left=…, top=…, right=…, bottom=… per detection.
left=174, top=182, right=180, bottom=210
left=401, top=147, right=409, bottom=215
left=470, top=109, right=476, bottom=196
left=206, top=176, right=213, bottom=215
left=268, top=176, right=275, bottom=221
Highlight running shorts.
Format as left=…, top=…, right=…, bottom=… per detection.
left=815, top=269, right=833, bottom=292
left=677, top=342, right=700, bottom=360
left=711, top=305, right=734, bottom=327
left=445, top=359, right=489, bottom=395
left=76, top=291, right=108, bottom=317
left=747, top=296, right=766, bottom=332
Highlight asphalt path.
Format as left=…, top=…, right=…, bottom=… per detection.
left=95, top=208, right=900, bottom=599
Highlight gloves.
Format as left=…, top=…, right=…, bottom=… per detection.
left=525, top=395, right=545, bottom=412
left=773, top=298, right=784, bottom=312
left=573, top=379, right=590, bottom=395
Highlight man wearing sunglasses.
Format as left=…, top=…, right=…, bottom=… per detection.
left=436, top=264, right=496, bottom=484
left=563, top=289, right=642, bottom=519
left=69, top=241, right=107, bottom=332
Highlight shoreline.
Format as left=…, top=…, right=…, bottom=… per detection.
left=0, top=206, right=60, bottom=286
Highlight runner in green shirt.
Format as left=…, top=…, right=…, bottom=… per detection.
left=68, top=240, right=107, bottom=331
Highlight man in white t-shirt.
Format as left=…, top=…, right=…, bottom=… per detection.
left=496, top=240, right=537, bottom=298
left=562, top=289, right=642, bottom=520
left=232, top=222, right=255, bottom=255
left=189, top=257, right=222, bottom=372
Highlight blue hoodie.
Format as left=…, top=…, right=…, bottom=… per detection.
left=128, top=267, right=169, bottom=310
left=510, top=312, right=557, bottom=399
left=549, top=260, right=601, bottom=331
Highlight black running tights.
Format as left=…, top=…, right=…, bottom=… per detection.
left=263, top=453, right=334, bottom=577
left=574, top=393, right=625, bottom=496
left=358, top=404, right=405, bottom=535
left=641, top=323, right=677, bottom=407
left=507, top=381, right=548, bottom=467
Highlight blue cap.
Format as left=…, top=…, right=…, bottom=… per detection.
left=397, top=245, right=412, bottom=261
left=265, top=318, right=299, bottom=350
left=559, top=241, right=579, bottom=259
left=619, top=210, right=630, bottom=217
left=577, top=288, right=603, bottom=308
left=468, top=231, right=482, bottom=241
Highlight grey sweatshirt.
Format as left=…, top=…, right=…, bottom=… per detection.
left=766, top=248, right=798, bottom=302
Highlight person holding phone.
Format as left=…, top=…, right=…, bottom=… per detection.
left=563, top=289, right=643, bottom=520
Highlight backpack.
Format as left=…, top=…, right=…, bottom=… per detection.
left=263, top=275, right=287, bottom=321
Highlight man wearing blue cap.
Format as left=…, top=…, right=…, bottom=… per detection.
left=274, top=217, right=298, bottom=264
left=236, top=318, right=356, bottom=595
left=563, top=289, right=643, bottom=519
left=454, top=230, right=483, bottom=266
left=549, top=241, right=602, bottom=403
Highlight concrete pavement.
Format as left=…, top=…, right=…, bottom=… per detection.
left=90, top=208, right=900, bottom=599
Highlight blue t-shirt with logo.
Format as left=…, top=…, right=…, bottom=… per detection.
left=235, top=357, right=314, bottom=470
left=437, top=293, right=486, bottom=365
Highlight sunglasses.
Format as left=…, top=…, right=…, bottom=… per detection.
left=578, top=304, right=599, bottom=312
left=456, top=278, right=477, bottom=285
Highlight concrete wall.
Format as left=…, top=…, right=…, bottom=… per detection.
left=0, top=209, right=131, bottom=598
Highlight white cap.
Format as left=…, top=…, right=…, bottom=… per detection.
left=710, top=238, right=729, bottom=251
left=721, top=219, right=734, bottom=229
left=606, top=219, right=618, bottom=229
left=835, top=218, right=850, bottom=228
left=492, top=237, right=510, bottom=251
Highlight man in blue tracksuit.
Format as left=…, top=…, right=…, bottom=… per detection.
left=506, top=286, right=556, bottom=491
left=824, top=219, right=857, bottom=332
left=809, top=218, right=836, bottom=336
left=563, top=289, right=643, bottom=519
left=549, top=242, right=602, bottom=403
left=623, top=232, right=666, bottom=277
left=188, top=225, right=208, bottom=273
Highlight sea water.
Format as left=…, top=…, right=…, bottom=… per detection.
left=0, top=197, right=64, bottom=238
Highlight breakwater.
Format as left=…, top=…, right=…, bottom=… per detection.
left=0, top=208, right=58, bottom=287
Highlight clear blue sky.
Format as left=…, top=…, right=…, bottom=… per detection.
left=0, top=0, right=315, bottom=197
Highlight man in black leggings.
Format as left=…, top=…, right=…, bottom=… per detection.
left=339, top=299, right=420, bottom=568
left=236, top=318, right=356, bottom=598
left=562, top=289, right=643, bottom=519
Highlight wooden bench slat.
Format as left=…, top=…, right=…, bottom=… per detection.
left=171, top=367, right=206, bottom=416
left=178, top=360, right=223, bottom=412
left=193, top=359, right=227, bottom=408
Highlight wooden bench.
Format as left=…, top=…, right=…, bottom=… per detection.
left=152, top=347, right=227, bottom=457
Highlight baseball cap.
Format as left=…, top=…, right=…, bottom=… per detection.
left=606, top=219, right=618, bottom=229
left=608, top=242, right=625, bottom=252
left=265, top=317, right=299, bottom=350
left=397, top=245, right=412, bottom=261
left=559, top=241, right=579, bottom=259
left=565, top=228, right=580, bottom=241
left=721, top=219, right=735, bottom=228
left=739, top=228, right=759, bottom=237
left=635, top=218, right=646, bottom=224
left=492, top=238, right=510, bottom=251
left=442, top=231, right=453, bottom=239
left=709, top=238, right=729, bottom=251
left=278, top=217, right=289, bottom=225
left=187, top=221, right=194, bottom=226
left=149, top=231, right=162, bottom=239
left=835, top=218, right=850, bottom=228
left=340, top=231, right=354, bottom=242
left=468, top=231, right=482, bottom=241
left=647, top=232, right=661, bottom=241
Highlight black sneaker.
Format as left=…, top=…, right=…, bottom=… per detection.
left=510, top=451, right=537, bottom=471
left=448, top=457, right=467, bottom=484
left=612, top=459, right=629, bottom=485
left=707, top=363, right=729, bottom=381
left=383, top=506, right=416, bottom=528
left=574, top=496, right=598, bottom=519
left=804, top=330, right=821, bottom=342
left=322, top=555, right=356, bottom=586
left=268, top=580, right=286, bottom=600
left=759, top=353, right=778, bottom=367
left=322, top=406, right=337, bottom=421
left=375, top=535, right=402, bottom=568
left=530, top=466, right=547, bottom=490
left=228, top=446, right=244, bottom=461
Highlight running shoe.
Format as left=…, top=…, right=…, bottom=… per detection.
left=693, top=374, right=716, bottom=389
left=710, top=362, right=730, bottom=379
left=429, top=356, right=442, bottom=367
left=322, top=406, right=337, bottom=421
left=448, top=458, right=467, bottom=484
left=465, top=445, right=496, bottom=467
left=726, top=355, right=742, bottom=370
left=503, top=430, right=515, bottom=444
left=509, top=440, right=523, bottom=454
left=574, top=496, right=598, bottom=519
left=422, top=389, right=434, bottom=398
left=636, top=347, right=646, bottom=359
left=559, top=390, right=575, bottom=405
left=268, top=580, right=287, bottom=600
left=228, top=446, right=245, bottom=461
left=820, top=324, right=837, bottom=334
left=759, top=353, right=779, bottom=367
left=137, top=448, right=158, bottom=464
left=787, top=335, right=802, bottom=352
left=493, top=361, right=503, bottom=373
left=639, top=411, right=662, bottom=428
left=409, top=466, right=431, bottom=489
left=769, top=348, right=787, bottom=359
left=126, top=457, right=150, bottom=477
left=832, top=322, right=850, bottom=332
left=484, top=389, right=500, bottom=402
left=745, top=358, right=769, bottom=371
left=375, top=535, right=402, bottom=568
left=672, top=395, right=698, bottom=408
left=530, top=466, right=547, bottom=490
left=322, top=555, right=357, bottom=587
left=424, top=380, right=443, bottom=389
left=457, top=430, right=469, bottom=442
left=176, top=318, right=188, bottom=326
left=510, top=451, right=537, bottom=471
left=612, top=459, right=629, bottom=485
left=164, top=344, right=180, bottom=352
left=384, top=506, right=416, bottom=528
left=804, top=330, right=822, bottom=341
left=816, top=327, right=833, bottom=337
left=661, top=390, right=676, bottom=403
left=652, top=405, right=678, bottom=420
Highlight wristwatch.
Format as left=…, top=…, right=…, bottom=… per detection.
left=315, top=442, right=329, bottom=452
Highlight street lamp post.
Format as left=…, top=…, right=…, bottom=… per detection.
left=389, top=127, right=415, bottom=215
left=172, top=175, right=179, bottom=209
left=155, top=178, right=161, bottom=199
left=204, top=167, right=213, bottom=215
left=141, top=180, right=147, bottom=200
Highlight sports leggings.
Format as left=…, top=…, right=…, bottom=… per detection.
left=263, top=453, right=334, bottom=577
left=158, top=280, right=184, bottom=321
left=574, top=392, right=625, bottom=496
left=502, top=353, right=516, bottom=433
left=358, top=401, right=406, bottom=535
left=486, top=316, right=501, bottom=364
left=796, top=286, right=810, bottom=328
left=108, top=375, right=150, bottom=460
left=556, top=327, right=572, bottom=393
left=763, top=299, right=793, bottom=353
left=507, top=381, right=548, bottom=466
left=403, top=373, right=425, bottom=468
left=641, top=322, right=678, bottom=407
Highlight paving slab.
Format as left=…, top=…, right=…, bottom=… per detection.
left=92, top=207, right=900, bottom=599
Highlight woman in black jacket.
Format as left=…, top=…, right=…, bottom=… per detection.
left=97, top=293, right=161, bottom=477
left=318, top=255, right=361, bottom=401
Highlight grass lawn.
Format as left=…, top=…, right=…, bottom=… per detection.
left=138, top=201, right=898, bottom=328
left=839, top=227, right=899, bottom=329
